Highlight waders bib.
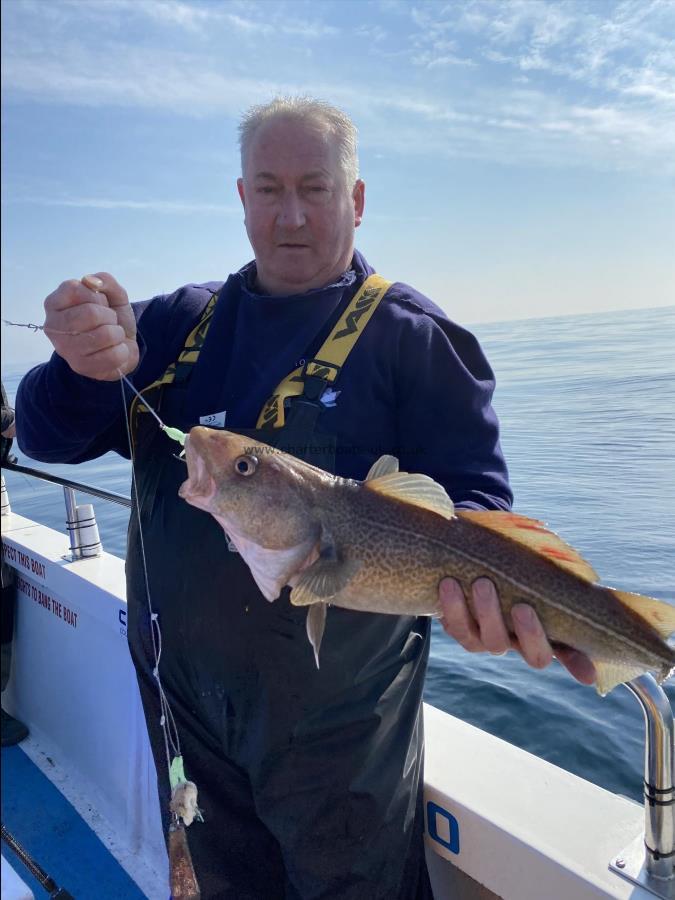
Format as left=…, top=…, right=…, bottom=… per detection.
left=126, top=277, right=433, bottom=899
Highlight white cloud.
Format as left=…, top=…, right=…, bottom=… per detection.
left=2, top=44, right=288, bottom=116
left=7, top=197, right=239, bottom=214
left=2, top=0, right=674, bottom=174
left=9, top=0, right=339, bottom=39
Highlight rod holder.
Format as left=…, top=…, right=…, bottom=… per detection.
left=610, top=674, right=675, bottom=898
left=64, top=487, right=102, bottom=560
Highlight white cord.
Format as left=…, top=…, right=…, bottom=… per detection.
left=119, top=377, right=182, bottom=777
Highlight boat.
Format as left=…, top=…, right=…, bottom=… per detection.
left=1, top=463, right=673, bottom=899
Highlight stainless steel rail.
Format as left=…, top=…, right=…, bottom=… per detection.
left=3, top=460, right=132, bottom=508
left=628, top=676, right=674, bottom=877
left=610, top=674, right=674, bottom=897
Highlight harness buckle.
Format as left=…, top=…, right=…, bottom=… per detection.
left=301, top=359, right=340, bottom=401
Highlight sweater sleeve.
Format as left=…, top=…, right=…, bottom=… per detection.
left=15, top=283, right=218, bottom=465
left=393, top=300, right=513, bottom=512
left=15, top=301, right=155, bottom=464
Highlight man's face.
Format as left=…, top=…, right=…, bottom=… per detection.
left=237, top=117, right=365, bottom=295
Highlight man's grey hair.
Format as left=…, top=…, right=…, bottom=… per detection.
left=239, top=96, right=359, bottom=187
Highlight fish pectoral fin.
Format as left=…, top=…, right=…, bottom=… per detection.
left=592, top=660, right=651, bottom=697
left=457, top=511, right=599, bottom=583
left=364, top=473, right=455, bottom=521
left=306, top=603, right=328, bottom=669
left=610, top=589, right=675, bottom=640
left=366, top=454, right=399, bottom=480
left=290, top=557, right=361, bottom=607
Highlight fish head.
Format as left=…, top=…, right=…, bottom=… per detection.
left=179, top=428, right=323, bottom=598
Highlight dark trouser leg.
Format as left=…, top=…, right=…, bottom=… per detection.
left=254, top=711, right=432, bottom=900
left=130, top=642, right=289, bottom=900
left=250, top=624, right=434, bottom=900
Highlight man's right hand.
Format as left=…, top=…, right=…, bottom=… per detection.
left=43, top=272, right=139, bottom=381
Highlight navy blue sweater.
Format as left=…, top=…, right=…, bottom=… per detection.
left=17, top=251, right=512, bottom=511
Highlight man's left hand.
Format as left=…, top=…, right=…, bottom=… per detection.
left=438, top=576, right=596, bottom=686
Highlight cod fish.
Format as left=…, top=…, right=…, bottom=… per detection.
left=178, top=427, right=675, bottom=696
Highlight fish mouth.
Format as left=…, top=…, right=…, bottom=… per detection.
left=178, top=433, right=217, bottom=510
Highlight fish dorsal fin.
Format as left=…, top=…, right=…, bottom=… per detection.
left=366, top=454, right=399, bottom=480
left=457, top=511, right=599, bottom=582
left=610, top=589, right=675, bottom=639
left=365, top=473, right=455, bottom=521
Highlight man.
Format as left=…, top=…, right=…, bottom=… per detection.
left=1, top=381, right=29, bottom=746
left=17, top=98, right=593, bottom=898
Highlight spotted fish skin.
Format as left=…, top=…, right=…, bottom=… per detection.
left=179, top=427, right=675, bottom=695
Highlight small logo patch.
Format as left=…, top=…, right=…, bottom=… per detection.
left=200, top=411, right=226, bottom=428
left=320, top=388, right=340, bottom=408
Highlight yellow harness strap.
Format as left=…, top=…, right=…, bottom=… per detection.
left=129, top=291, right=219, bottom=443
left=129, top=272, right=392, bottom=442
left=256, top=273, right=392, bottom=429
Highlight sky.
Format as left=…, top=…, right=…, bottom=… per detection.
left=1, top=0, right=674, bottom=365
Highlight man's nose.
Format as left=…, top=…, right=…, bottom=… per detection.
left=277, top=191, right=306, bottom=229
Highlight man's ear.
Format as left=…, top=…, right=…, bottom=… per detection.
left=237, top=177, right=246, bottom=208
left=353, top=179, right=365, bottom=227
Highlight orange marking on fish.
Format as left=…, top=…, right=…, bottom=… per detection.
left=507, top=515, right=546, bottom=532
left=542, top=546, right=576, bottom=561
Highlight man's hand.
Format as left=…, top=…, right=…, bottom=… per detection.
left=43, top=273, right=138, bottom=381
left=1, top=421, right=16, bottom=439
left=438, top=576, right=596, bottom=686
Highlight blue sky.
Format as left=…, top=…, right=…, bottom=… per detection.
left=2, top=0, right=674, bottom=365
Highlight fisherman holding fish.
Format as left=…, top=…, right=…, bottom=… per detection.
left=16, top=98, right=619, bottom=899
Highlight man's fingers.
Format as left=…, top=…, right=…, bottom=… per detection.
left=511, top=604, right=554, bottom=669
left=70, top=342, right=132, bottom=379
left=438, top=576, right=594, bottom=686
left=86, top=272, right=129, bottom=309
left=438, top=577, right=483, bottom=651
left=57, top=302, right=118, bottom=333
left=44, top=279, right=110, bottom=313
left=469, top=578, right=511, bottom=654
left=80, top=324, right=127, bottom=356
left=554, top=646, right=596, bottom=685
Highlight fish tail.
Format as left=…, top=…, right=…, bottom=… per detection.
left=609, top=588, right=675, bottom=641
left=590, top=589, right=675, bottom=696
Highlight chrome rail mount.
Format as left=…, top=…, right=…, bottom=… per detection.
left=2, top=460, right=131, bottom=559
left=609, top=675, right=675, bottom=898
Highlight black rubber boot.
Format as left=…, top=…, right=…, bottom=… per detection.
left=1, top=707, right=29, bottom=746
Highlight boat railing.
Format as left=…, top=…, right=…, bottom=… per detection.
left=2, top=461, right=674, bottom=896
left=2, top=460, right=130, bottom=560
left=611, top=676, right=675, bottom=898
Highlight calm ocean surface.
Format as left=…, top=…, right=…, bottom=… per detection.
left=2, top=304, right=674, bottom=803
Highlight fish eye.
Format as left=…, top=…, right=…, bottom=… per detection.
left=234, top=454, right=258, bottom=477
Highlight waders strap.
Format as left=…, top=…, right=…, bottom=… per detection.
left=256, top=273, right=392, bottom=429
left=129, top=290, right=219, bottom=445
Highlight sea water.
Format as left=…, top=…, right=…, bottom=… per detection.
left=2, top=304, right=674, bottom=803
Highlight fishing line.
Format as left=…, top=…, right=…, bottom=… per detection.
left=5, top=300, right=203, bottom=895
left=118, top=371, right=186, bottom=447
left=3, top=318, right=196, bottom=805
left=2, top=318, right=96, bottom=339
left=118, top=374, right=188, bottom=778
